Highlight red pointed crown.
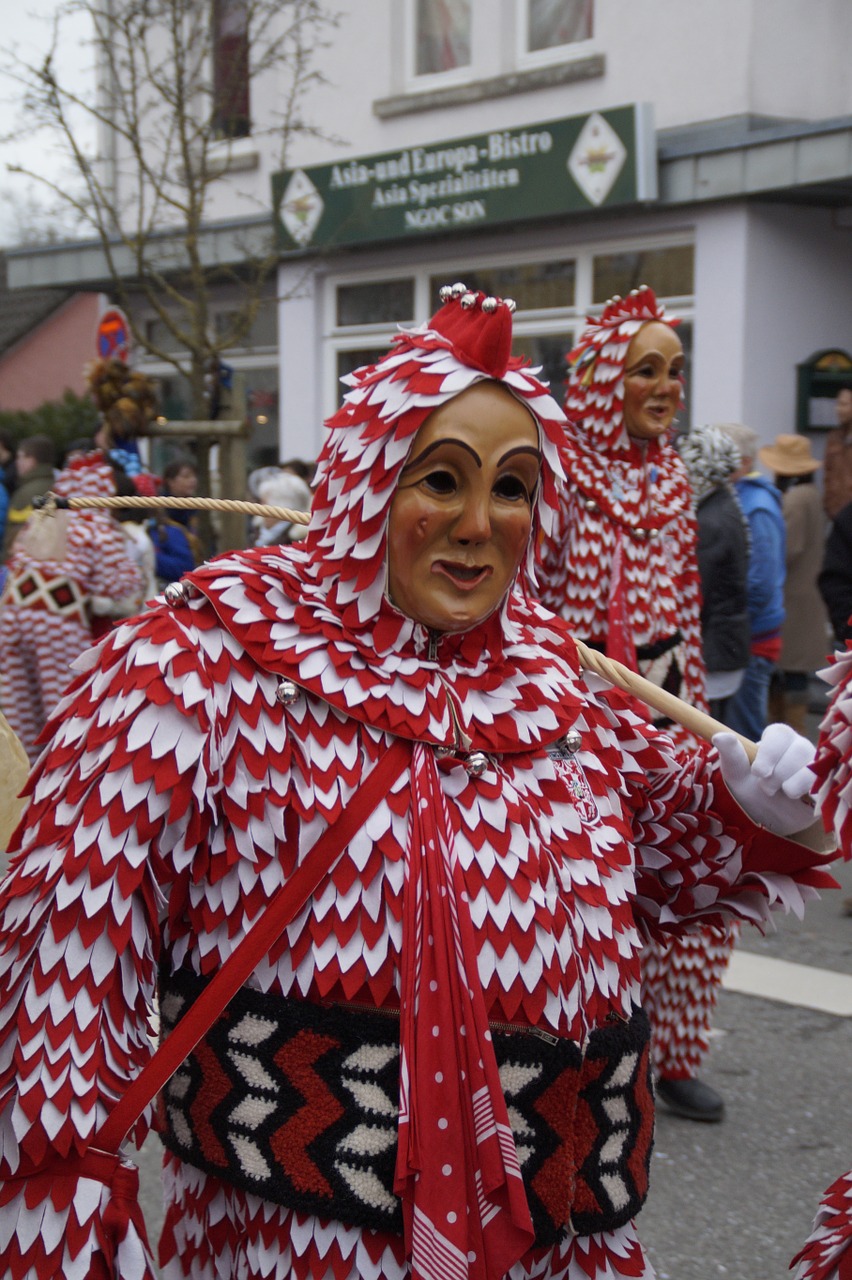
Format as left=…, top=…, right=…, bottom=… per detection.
left=427, top=282, right=518, bottom=377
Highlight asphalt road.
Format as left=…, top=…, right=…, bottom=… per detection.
left=129, top=851, right=852, bottom=1280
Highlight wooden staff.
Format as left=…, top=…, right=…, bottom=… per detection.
left=574, top=641, right=757, bottom=762
left=37, top=493, right=756, bottom=760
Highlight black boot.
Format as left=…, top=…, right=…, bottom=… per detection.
left=655, top=1076, right=724, bottom=1122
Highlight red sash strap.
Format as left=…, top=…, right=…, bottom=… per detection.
left=95, top=737, right=411, bottom=1155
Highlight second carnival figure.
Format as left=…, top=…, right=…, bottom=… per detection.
left=537, top=287, right=736, bottom=1121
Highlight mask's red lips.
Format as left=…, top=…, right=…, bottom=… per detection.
left=432, top=560, right=492, bottom=589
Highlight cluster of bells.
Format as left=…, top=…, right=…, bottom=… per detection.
left=580, top=498, right=660, bottom=540
left=164, top=581, right=195, bottom=607
left=438, top=281, right=517, bottom=314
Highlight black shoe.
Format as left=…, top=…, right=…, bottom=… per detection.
left=655, top=1076, right=725, bottom=1122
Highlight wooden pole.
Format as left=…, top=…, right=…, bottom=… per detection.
left=40, top=494, right=757, bottom=760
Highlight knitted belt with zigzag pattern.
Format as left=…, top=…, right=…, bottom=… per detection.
left=158, top=969, right=654, bottom=1244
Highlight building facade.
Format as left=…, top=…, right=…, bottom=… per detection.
left=7, top=0, right=852, bottom=472
left=271, top=0, right=852, bottom=466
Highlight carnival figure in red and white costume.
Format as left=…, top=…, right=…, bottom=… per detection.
left=0, top=287, right=836, bottom=1280
left=791, top=643, right=852, bottom=1280
left=0, top=448, right=145, bottom=764
left=537, top=288, right=738, bottom=1122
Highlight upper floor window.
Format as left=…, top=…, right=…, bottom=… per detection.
left=415, top=0, right=471, bottom=76
left=524, top=0, right=593, bottom=54
left=213, top=0, right=250, bottom=139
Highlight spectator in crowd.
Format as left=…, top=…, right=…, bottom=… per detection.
left=0, top=432, right=18, bottom=495
left=280, top=456, right=316, bottom=485
left=0, top=447, right=144, bottom=762
left=1, top=435, right=56, bottom=562
left=758, top=434, right=831, bottom=734
left=819, top=499, right=852, bottom=646
left=252, top=469, right=312, bottom=547
left=822, top=384, right=852, bottom=520
left=162, top=457, right=199, bottom=506
left=679, top=424, right=750, bottom=723
left=718, top=423, right=786, bottom=741
left=157, top=458, right=204, bottom=570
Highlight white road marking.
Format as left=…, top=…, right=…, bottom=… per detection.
left=723, top=949, right=852, bottom=1017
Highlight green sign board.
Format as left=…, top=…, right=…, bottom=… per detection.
left=272, top=104, right=656, bottom=253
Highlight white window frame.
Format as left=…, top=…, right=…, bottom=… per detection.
left=321, top=233, right=695, bottom=422
left=514, top=0, right=598, bottom=71
left=404, top=0, right=477, bottom=90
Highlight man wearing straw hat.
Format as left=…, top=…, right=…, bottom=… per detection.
left=757, top=433, right=831, bottom=734
left=0, top=286, right=837, bottom=1280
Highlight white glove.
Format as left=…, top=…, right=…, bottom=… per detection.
left=713, top=723, right=817, bottom=837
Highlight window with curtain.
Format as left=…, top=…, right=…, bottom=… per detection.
left=213, top=0, right=250, bottom=138
left=415, top=0, right=471, bottom=75
left=526, top=0, right=593, bottom=52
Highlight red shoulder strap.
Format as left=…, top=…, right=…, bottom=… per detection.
left=95, top=737, right=411, bottom=1154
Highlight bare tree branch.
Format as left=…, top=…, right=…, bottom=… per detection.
left=2, top=0, right=340, bottom=414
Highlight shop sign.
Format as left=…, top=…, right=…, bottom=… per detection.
left=272, top=104, right=656, bottom=253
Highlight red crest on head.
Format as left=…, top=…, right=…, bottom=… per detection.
left=427, top=283, right=517, bottom=378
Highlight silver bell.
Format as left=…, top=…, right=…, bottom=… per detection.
left=481, top=296, right=498, bottom=314
left=504, top=298, right=517, bottom=313
left=460, top=292, right=477, bottom=309
left=164, top=581, right=189, bottom=607
left=466, top=751, right=489, bottom=777
left=450, top=281, right=468, bottom=298
left=275, top=678, right=300, bottom=705
left=562, top=728, right=582, bottom=755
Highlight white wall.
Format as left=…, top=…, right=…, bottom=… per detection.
left=741, top=204, right=852, bottom=447
left=690, top=205, right=751, bottom=427
left=122, top=0, right=852, bottom=229
left=264, top=0, right=852, bottom=184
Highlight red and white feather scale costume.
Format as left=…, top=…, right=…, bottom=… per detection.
left=536, top=290, right=736, bottom=1081
left=0, top=450, right=145, bottom=764
left=0, top=298, right=836, bottom=1280
left=791, top=644, right=852, bottom=1280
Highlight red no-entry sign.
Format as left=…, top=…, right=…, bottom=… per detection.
left=96, top=307, right=131, bottom=362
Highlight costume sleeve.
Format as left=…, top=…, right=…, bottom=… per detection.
left=0, top=604, right=218, bottom=1278
left=611, top=705, right=836, bottom=940
left=791, top=1169, right=852, bottom=1280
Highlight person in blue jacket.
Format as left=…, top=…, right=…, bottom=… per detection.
left=718, top=423, right=786, bottom=740
left=149, top=513, right=198, bottom=587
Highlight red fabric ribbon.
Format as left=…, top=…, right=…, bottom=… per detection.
left=606, top=530, right=639, bottom=672
left=395, top=742, right=534, bottom=1280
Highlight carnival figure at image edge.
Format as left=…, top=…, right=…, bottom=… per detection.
left=536, top=287, right=738, bottom=1121
left=0, top=285, right=836, bottom=1280
left=0, top=448, right=145, bottom=764
left=791, top=639, right=852, bottom=1280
